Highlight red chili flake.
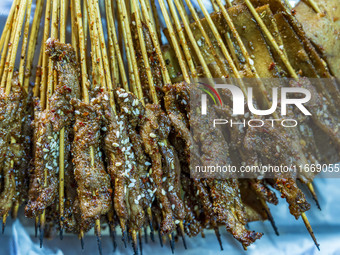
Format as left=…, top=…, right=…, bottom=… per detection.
left=79, top=122, right=84, bottom=126
left=268, top=62, right=276, bottom=71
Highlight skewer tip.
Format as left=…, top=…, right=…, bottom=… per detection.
left=132, top=230, right=139, bottom=255
left=139, top=230, right=143, bottom=255
left=39, top=226, right=44, bottom=248
left=169, top=233, right=175, bottom=254
left=307, top=182, right=321, bottom=211
left=260, top=199, right=279, bottom=236
left=95, top=219, right=103, bottom=255
left=301, top=213, right=320, bottom=251
left=178, top=221, right=187, bottom=249
left=214, top=227, right=223, bottom=251
left=59, top=228, right=64, bottom=240
left=79, top=230, right=85, bottom=250
left=2, top=214, right=7, bottom=234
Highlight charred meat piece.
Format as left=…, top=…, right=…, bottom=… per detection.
left=141, top=104, right=174, bottom=235
left=46, top=38, right=81, bottom=99
left=25, top=104, right=59, bottom=217
left=244, top=123, right=311, bottom=218
left=146, top=104, right=186, bottom=223
left=71, top=97, right=111, bottom=221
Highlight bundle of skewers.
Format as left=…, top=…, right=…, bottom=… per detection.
left=0, top=0, right=339, bottom=254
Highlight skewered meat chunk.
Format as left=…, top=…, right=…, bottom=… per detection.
left=244, top=123, right=311, bottom=218
left=26, top=103, right=59, bottom=217
left=26, top=40, right=81, bottom=218
left=102, top=90, right=146, bottom=234
left=46, top=38, right=81, bottom=99
left=295, top=0, right=340, bottom=80
left=141, top=104, right=174, bottom=235
left=146, top=104, right=186, bottom=222
left=71, top=97, right=111, bottom=221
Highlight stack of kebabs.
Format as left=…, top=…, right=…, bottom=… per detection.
left=0, top=0, right=339, bottom=254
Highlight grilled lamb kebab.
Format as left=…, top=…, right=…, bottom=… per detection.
left=101, top=90, right=146, bottom=242
left=26, top=39, right=80, bottom=217
left=0, top=73, right=29, bottom=217
left=71, top=95, right=111, bottom=222
left=163, top=82, right=263, bottom=248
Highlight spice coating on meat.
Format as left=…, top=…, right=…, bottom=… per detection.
left=46, top=38, right=81, bottom=100
left=71, top=98, right=111, bottom=220
left=244, top=123, right=311, bottom=218
left=141, top=104, right=174, bottom=235
left=25, top=104, right=59, bottom=217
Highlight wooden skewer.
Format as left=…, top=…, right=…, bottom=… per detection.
left=34, top=216, right=39, bottom=237
left=2, top=213, right=7, bottom=234
left=23, top=0, right=44, bottom=92
left=132, top=230, right=139, bottom=255
left=74, top=0, right=88, bottom=99
left=301, top=212, right=320, bottom=250
left=33, top=47, right=43, bottom=97
left=149, top=0, right=162, bottom=44
left=87, top=0, right=106, bottom=91
left=196, top=0, right=241, bottom=79
left=0, top=1, right=20, bottom=88
left=0, top=0, right=18, bottom=51
left=85, top=0, right=99, bottom=87
left=4, top=0, right=28, bottom=94
left=58, top=0, right=68, bottom=240
left=119, top=0, right=144, bottom=102
left=306, top=0, right=322, bottom=13
left=167, top=0, right=197, bottom=79
left=107, top=211, right=118, bottom=252
left=147, top=207, right=155, bottom=242
left=140, top=0, right=172, bottom=85
left=225, top=0, right=232, bottom=8
left=91, top=0, right=116, bottom=110
left=214, top=227, right=223, bottom=251
left=259, top=198, right=279, bottom=236
left=95, top=218, right=103, bottom=255
left=79, top=229, right=85, bottom=250
left=132, top=0, right=158, bottom=104
left=159, top=0, right=190, bottom=84
left=39, top=0, right=52, bottom=109
left=243, top=0, right=298, bottom=80
left=182, top=0, right=228, bottom=77
left=0, top=25, right=13, bottom=85
left=169, top=233, right=175, bottom=254
left=106, top=0, right=128, bottom=90
left=173, top=0, right=213, bottom=79
left=117, top=1, right=135, bottom=93
left=178, top=220, right=187, bottom=249
left=105, top=0, right=119, bottom=87
left=70, top=0, right=79, bottom=61
left=18, top=0, right=33, bottom=87
left=307, top=182, right=321, bottom=210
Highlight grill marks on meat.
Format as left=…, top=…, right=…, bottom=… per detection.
left=71, top=97, right=111, bottom=221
